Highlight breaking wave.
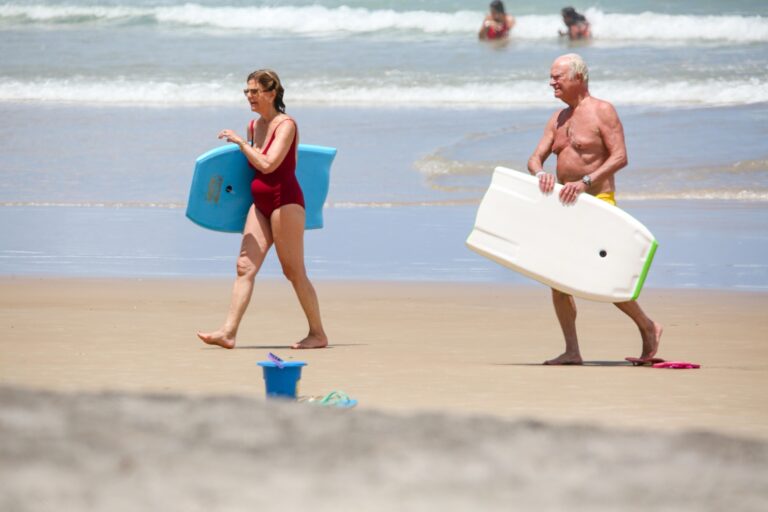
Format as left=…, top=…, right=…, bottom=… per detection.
left=1, top=4, right=767, bottom=43
left=1, top=77, right=766, bottom=107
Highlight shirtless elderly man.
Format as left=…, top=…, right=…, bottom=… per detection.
left=527, top=53, right=662, bottom=365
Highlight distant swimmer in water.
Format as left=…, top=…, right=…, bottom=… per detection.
left=478, top=0, right=516, bottom=40
left=559, top=6, right=591, bottom=40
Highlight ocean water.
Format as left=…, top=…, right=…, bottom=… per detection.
left=1, top=0, right=767, bottom=289
left=2, top=1, right=768, bottom=107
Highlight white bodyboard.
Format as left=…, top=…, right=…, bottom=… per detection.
left=466, top=167, right=657, bottom=302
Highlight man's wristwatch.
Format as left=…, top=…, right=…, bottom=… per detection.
left=581, top=175, right=592, bottom=187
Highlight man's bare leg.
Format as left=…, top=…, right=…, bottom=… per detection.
left=545, top=289, right=583, bottom=365
left=614, top=300, right=663, bottom=360
left=272, top=205, right=328, bottom=349
left=197, top=206, right=272, bottom=349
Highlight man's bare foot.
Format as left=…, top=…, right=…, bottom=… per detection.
left=291, top=334, right=328, bottom=350
left=543, top=352, right=583, bottom=365
left=196, top=330, right=236, bottom=349
left=638, top=321, right=663, bottom=360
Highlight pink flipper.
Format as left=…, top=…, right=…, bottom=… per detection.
left=652, top=361, right=700, bottom=369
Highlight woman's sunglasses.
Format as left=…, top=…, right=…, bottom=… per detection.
left=243, top=88, right=272, bottom=96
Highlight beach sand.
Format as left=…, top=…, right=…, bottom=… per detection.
left=2, top=278, right=767, bottom=510
left=2, top=277, right=767, bottom=439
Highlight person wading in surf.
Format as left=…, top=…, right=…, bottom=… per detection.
left=559, top=6, right=591, bottom=40
left=527, top=53, right=662, bottom=365
left=478, top=0, right=516, bottom=40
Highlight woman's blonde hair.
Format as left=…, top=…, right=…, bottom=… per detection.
left=247, top=69, right=286, bottom=113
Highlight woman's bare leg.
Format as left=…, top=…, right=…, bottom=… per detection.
left=197, top=205, right=272, bottom=348
left=271, top=204, right=328, bottom=349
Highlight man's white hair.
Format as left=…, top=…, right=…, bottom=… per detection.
left=562, top=53, right=589, bottom=83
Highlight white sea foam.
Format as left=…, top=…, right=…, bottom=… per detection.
left=583, top=9, right=768, bottom=43
left=295, top=78, right=768, bottom=107
left=1, top=4, right=766, bottom=43
left=2, top=77, right=766, bottom=107
left=0, top=201, right=185, bottom=208
left=0, top=78, right=237, bottom=105
left=0, top=4, right=145, bottom=22
left=619, top=190, right=768, bottom=201
left=2, top=194, right=767, bottom=211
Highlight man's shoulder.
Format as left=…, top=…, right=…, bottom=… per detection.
left=589, top=96, right=618, bottom=113
left=585, top=97, right=620, bottom=123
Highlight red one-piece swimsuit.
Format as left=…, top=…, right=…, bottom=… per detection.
left=248, top=118, right=305, bottom=219
left=487, top=21, right=510, bottom=39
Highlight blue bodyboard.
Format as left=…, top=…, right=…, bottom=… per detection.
left=186, top=143, right=336, bottom=232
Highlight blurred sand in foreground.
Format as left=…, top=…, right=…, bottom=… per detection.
left=2, top=386, right=766, bottom=512
left=2, top=277, right=767, bottom=441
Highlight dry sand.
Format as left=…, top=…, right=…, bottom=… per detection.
left=1, top=277, right=768, bottom=510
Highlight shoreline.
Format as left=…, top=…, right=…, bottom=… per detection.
left=2, top=276, right=767, bottom=442
left=2, top=200, right=767, bottom=290
left=5, top=272, right=768, bottom=294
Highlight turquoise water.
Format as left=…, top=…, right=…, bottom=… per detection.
left=0, top=1, right=767, bottom=289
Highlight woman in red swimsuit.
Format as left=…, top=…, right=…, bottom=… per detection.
left=478, top=0, right=515, bottom=40
left=197, top=69, right=328, bottom=350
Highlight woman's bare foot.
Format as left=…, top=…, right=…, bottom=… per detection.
left=196, top=330, right=236, bottom=349
left=291, top=333, right=328, bottom=350
left=543, top=352, right=583, bottom=365
left=639, top=322, right=663, bottom=360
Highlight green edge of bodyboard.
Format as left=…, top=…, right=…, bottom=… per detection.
left=632, top=239, right=658, bottom=301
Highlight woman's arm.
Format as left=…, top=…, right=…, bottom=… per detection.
left=218, top=119, right=296, bottom=174
left=478, top=16, right=492, bottom=39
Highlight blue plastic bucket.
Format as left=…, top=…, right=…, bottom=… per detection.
left=257, top=360, right=307, bottom=399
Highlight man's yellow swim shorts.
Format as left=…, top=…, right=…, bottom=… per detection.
left=595, top=191, right=616, bottom=206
